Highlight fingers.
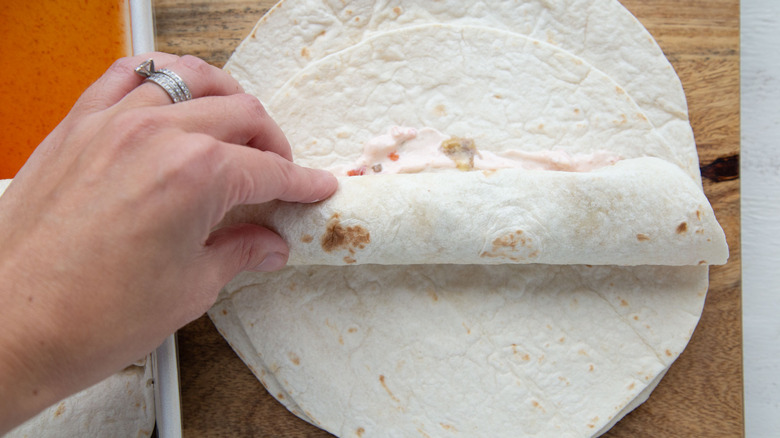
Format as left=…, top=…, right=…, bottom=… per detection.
left=122, top=54, right=244, bottom=107
left=204, top=224, right=290, bottom=279
left=163, top=94, right=294, bottom=160
left=219, top=143, right=338, bottom=207
left=70, top=53, right=181, bottom=115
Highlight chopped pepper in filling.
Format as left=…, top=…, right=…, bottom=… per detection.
left=335, top=126, right=621, bottom=176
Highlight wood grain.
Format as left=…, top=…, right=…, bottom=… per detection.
left=152, top=1, right=742, bottom=436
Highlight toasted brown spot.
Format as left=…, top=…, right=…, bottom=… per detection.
left=321, top=214, right=370, bottom=253
left=434, top=103, right=447, bottom=116
left=462, top=322, right=471, bottom=334
left=636, top=112, right=648, bottom=121
left=379, top=375, right=400, bottom=403
left=348, top=327, right=358, bottom=333
left=339, top=335, right=344, bottom=345
left=336, top=131, right=350, bottom=139
left=628, top=382, right=635, bottom=390
left=696, top=210, right=702, bottom=220
left=220, top=308, right=228, bottom=316
left=54, top=402, right=65, bottom=417
left=355, top=16, right=360, bottom=22
left=428, top=288, right=439, bottom=301
left=393, top=6, right=402, bottom=15
left=633, top=315, right=639, bottom=320
left=578, top=349, right=588, bottom=356
left=574, top=108, right=581, bottom=114
left=636, top=233, right=650, bottom=241
left=288, top=352, right=300, bottom=366
left=558, top=337, right=565, bottom=343
left=356, top=428, right=365, bottom=437
left=522, top=353, right=531, bottom=361
left=665, top=349, right=673, bottom=357
left=616, top=86, right=625, bottom=94
left=620, top=299, right=629, bottom=307
left=440, top=423, right=456, bottom=431
left=277, top=393, right=285, bottom=400
left=677, top=222, right=688, bottom=234
left=301, top=234, right=313, bottom=243
left=494, top=94, right=503, bottom=99
left=698, top=260, right=708, bottom=265
left=300, top=46, right=310, bottom=59
left=589, top=364, right=594, bottom=372
left=344, top=256, right=357, bottom=264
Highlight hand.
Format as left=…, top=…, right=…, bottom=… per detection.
left=0, top=53, right=337, bottom=432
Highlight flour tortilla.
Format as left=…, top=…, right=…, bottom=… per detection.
left=210, top=3, right=719, bottom=437
left=268, top=25, right=697, bottom=181
left=5, top=359, right=155, bottom=438
left=225, top=0, right=698, bottom=184
left=224, top=158, right=727, bottom=266
left=211, top=265, right=708, bottom=437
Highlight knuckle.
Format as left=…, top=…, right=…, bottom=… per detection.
left=178, top=54, right=211, bottom=77
left=234, top=93, right=268, bottom=119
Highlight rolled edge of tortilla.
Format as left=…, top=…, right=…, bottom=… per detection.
left=222, top=157, right=728, bottom=267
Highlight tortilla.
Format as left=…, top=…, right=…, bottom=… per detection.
left=225, top=0, right=698, bottom=185
left=224, top=157, right=727, bottom=266
left=210, top=2, right=724, bottom=436
left=5, top=358, right=155, bottom=438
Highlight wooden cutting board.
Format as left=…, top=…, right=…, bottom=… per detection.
left=152, top=0, right=742, bottom=436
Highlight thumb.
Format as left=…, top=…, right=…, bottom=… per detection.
left=205, top=223, right=290, bottom=280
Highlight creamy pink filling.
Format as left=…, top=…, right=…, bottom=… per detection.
left=331, top=127, right=620, bottom=176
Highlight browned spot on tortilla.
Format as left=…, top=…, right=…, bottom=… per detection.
left=433, top=103, right=447, bottom=116
left=637, top=233, right=650, bottom=241
left=427, top=288, right=438, bottom=301
left=440, top=423, right=456, bottom=431
left=345, top=9, right=352, bottom=15
left=522, top=353, right=531, bottom=361
left=344, top=255, right=357, bottom=264
left=628, top=382, right=635, bottom=390
left=301, top=234, right=313, bottom=243
left=288, top=352, right=300, bottom=366
left=354, top=16, right=360, bottom=22
left=462, top=322, right=471, bottom=334
left=339, top=335, right=344, bottom=345
left=620, top=299, right=629, bottom=307
left=277, top=393, right=285, bottom=400
left=574, top=108, right=581, bottom=114
left=616, top=86, right=625, bottom=94
left=558, top=337, right=565, bottom=343
left=494, top=94, right=503, bottom=99
left=379, top=375, right=400, bottom=403
left=300, top=46, right=310, bottom=59
left=482, top=169, right=498, bottom=177
left=636, top=112, right=648, bottom=121
left=699, top=260, right=708, bottom=265
left=356, top=428, right=365, bottom=437
left=696, top=209, right=702, bottom=220
left=54, top=402, right=65, bottom=417
left=665, top=349, right=673, bottom=357
left=321, top=214, right=370, bottom=253
left=348, top=327, right=358, bottom=333
left=589, top=364, right=595, bottom=372
left=393, top=6, right=402, bottom=15
left=538, top=123, right=545, bottom=130
left=336, top=131, right=350, bottom=139
left=677, top=222, right=688, bottom=234
left=578, top=349, right=588, bottom=356
left=633, top=315, right=639, bottom=320
left=614, top=114, right=628, bottom=125
left=532, top=400, right=541, bottom=408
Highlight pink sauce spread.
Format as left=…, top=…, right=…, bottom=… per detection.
left=334, top=127, right=621, bottom=176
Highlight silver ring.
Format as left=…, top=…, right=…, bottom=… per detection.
left=134, top=58, right=192, bottom=104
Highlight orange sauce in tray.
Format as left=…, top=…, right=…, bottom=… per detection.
left=0, top=0, right=132, bottom=179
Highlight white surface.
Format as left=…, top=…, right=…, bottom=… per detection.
left=741, top=0, right=780, bottom=436
left=130, top=1, right=184, bottom=437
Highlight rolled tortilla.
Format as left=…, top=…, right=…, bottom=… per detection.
left=223, top=157, right=727, bottom=267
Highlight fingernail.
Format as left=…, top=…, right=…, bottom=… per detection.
left=252, top=252, right=287, bottom=272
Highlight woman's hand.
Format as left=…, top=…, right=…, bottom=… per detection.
left=0, top=53, right=337, bottom=432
